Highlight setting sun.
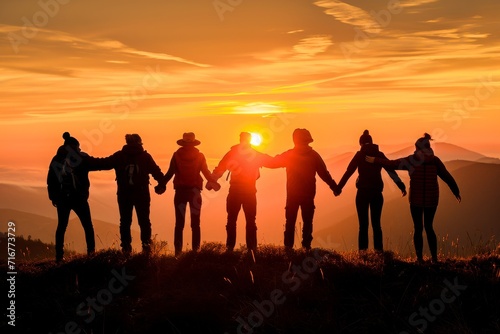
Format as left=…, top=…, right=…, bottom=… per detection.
left=250, top=132, right=262, bottom=146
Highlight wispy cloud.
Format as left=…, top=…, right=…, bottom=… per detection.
left=314, top=0, right=381, bottom=34
left=293, top=35, right=333, bottom=59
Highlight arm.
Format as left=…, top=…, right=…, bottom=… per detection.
left=212, top=150, right=232, bottom=180
left=336, top=152, right=360, bottom=191
left=315, top=152, right=337, bottom=190
left=163, top=153, right=177, bottom=185
left=379, top=152, right=407, bottom=196
left=264, top=151, right=289, bottom=169
left=147, top=154, right=164, bottom=184
left=47, top=159, right=61, bottom=205
left=435, top=157, right=461, bottom=202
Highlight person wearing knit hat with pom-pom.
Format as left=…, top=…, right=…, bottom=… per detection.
left=47, top=132, right=102, bottom=262
left=335, top=130, right=407, bottom=253
left=366, top=133, right=461, bottom=263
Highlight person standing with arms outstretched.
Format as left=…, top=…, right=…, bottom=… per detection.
left=155, top=132, right=219, bottom=256
left=47, top=132, right=100, bottom=262
left=366, top=133, right=461, bottom=263
left=268, top=129, right=337, bottom=250
left=335, top=130, right=407, bottom=252
left=99, top=134, right=164, bottom=255
left=212, top=132, right=273, bottom=252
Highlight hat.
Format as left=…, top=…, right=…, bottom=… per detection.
left=415, top=133, right=432, bottom=151
left=177, top=132, right=200, bottom=146
left=125, top=134, right=142, bottom=145
left=359, top=130, right=373, bottom=145
left=62, top=132, right=79, bottom=147
left=292, top=128, right=313, bottom=145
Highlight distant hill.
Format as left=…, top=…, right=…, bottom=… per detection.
left=0, top=209, right=142, bottom=254
left=386, top=142, right=489, bottom=162
left=315, top=160, right=500, bottom=257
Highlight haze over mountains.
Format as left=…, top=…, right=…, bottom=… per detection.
left=1, top=142, right=499, bottom=256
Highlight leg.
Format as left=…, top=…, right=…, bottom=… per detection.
left=135, top=190, right=152, bottom=253
left=370, top=191, right=384, bottom=251
left=226, top=191, right=241, bottom=251
left=174, top=190, right=188, bottom=254
left=300, top=197, right=315, bottom=250
left=242, top=192, right=257, bottom=251
left=355, top=190, right=370, bottom=251
left=72, top=199, right=95, bottom=255
left=189, top=189, right=202, bottom=251
left=55, top=199, right=71, bottom=261
left=284, top=197, right=300, bottom=248
left=423, top=206, right=438, bottom=261
left=410, top=205, right=424, bottom=260
left=117, top=192, right=134, bottom=253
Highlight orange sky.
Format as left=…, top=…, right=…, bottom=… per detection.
left=1, top=0, right=499, bottom=250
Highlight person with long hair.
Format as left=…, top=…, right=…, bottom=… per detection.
left=366, top=133, right=461, bottom=263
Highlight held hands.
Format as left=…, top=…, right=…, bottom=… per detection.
left=154, top=184, right=166, bottom=195
left=206, top=180, right=221, bottom=191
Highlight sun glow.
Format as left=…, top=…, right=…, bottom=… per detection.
left=250, top=132, right=262, bottom=146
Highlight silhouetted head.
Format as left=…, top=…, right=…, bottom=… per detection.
left=359, top=130, right=373, bottom=146
left=415, top=133, right=432, bottom=151
left=177, top=132, right=200, bottom=146
left=292, top=128, right=314, bottom=146
left=125, top=134, right=143, bottom=146
left=239, top=132, right=252, bottom=145
left=62, top=132, right=80, bottom=149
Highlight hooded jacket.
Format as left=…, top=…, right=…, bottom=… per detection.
left=47, top=145, right=100, bottom=202
left=337, top=143, right=406, bottom=193
left=375, top=149, right=460, bottom=207
left=269, top=145, right=336, bottom=198
left=100, top=144, right=163, bottom=193
left=212, top=143, right=273, bottom=193
left=163, top=146, right=212, bottom=190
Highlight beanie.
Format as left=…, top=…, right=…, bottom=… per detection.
left=359, top=130, right=373, bottom=145
left=62, top=132, right=79, bottom=147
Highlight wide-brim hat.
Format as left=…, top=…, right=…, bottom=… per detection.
left=177, top=132, right=201, bottom=146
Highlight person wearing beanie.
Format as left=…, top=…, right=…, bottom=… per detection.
left=366, top=133, right=461, bottom=263
left=267, top=128, right=338, bottom=250
left=335, top=130, right=407, bottom=252
left=155, top=132, right=220, bottom=256
left=97, top=134, right=164, bottom=255
left=47, top=132, right=101, bottom=262
left=211, top=132, right=273, bottom=252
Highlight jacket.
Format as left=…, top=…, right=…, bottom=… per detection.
left=47, top=145, right=100, bottom=202
left=375, top=149, right=460, bottom=207
left=163, top=146, right=212, bottom=190
left=337, top=143, right=406, bottom=193
left=99, top=144, right=164, bottom=193
left=268, top=145, right=336, bottom=198
left=213, top=143, right=273, bottom=193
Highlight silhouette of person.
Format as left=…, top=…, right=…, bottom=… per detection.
left=98, top=134, right=164, bottom=255
left=268, top=129, right=337, bottom=250
left=335, top=130, right=407, bottom=252
left=155, top=132, right=219, bottom=256
left=47, top=132, right=101, bottom=262
left=366, top=133, right=461, bottom=263
left=212, top=132, right=273, bottom=252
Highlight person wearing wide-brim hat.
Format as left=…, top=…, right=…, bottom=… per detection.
left=156, top=132, right=220, bottom=256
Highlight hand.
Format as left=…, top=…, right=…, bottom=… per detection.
left=401, top=189, right=407, bottom=197
left=206, top=181, right=221, bottom=191
left=333, top=186, right=342, bottom=197
left=51, top=201, right=57, bottom=207
left=456, top=194, right=461, bottom=203
left=154, top=184, right=166, bottom=195
left=365, top=156, right=375, bottom=163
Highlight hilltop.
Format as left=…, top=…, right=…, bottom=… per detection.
left=1, top=245, right=499, bottom=334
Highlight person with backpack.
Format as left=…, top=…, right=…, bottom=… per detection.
left=211, top=132, right=273, bottom=253
left=47, top=132, right=101, bottom=262
left=334, top=130, right=407, bottom=252
left=99, top=134, right=164, bottom=255
left=155, top=132, right=220, bottom=256
left=366, top=133, right=461, bottom=263
left=267, top=129, right=338, bottom=250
